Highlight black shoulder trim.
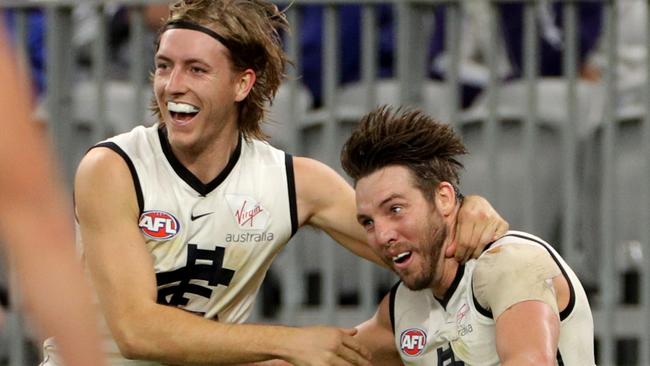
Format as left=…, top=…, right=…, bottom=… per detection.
left=285, top=153, right=298, bottom=237
left=157, top=126, right=242, bottom=196
left=472, top=281, right=494, bottom=318
left=93, top=142, right=144, bottom=214
left=501, top=233, right=576, bottom=321
left=481, top=241, right=496, bottom=254
left=557, top=349, right=564, bottom=365
left=436, top=264, right=465, bottom=309
left=389, top=280, right=401, bottom=334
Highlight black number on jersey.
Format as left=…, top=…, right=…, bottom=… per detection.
left=437, top=343, right=465, bottom=366
left=156, top=244, right=235, bottom=311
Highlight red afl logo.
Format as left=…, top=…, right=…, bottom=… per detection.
left=400, top=328, right=427, bottom=357
left=139, top=210, right=180, bottom=240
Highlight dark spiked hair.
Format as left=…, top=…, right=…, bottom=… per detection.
left=341, top=105, right=467, bottom=199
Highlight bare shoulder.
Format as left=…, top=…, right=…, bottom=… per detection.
left=76, top=147, right=133, bottom=197
left=75, top=147, right=140, bottom=223
left=292, top=156, right=352, bottom=198
left=292, top=156, right=340, bottom=183
left=292, top=156, right=355, bottom=224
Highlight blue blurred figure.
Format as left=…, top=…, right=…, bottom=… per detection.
left=3, top=9, right=46, bottom=97
left=498, top=2, right=603, bottom=79
left=299, top=4, right=394, bottom=107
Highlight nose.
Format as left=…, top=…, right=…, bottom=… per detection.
left=165, top=66, right=188, bottom=95
left=375, top=220, right=398, bottom=249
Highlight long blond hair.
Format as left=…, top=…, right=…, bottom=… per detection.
left=152, top=0, right=290, bottom=140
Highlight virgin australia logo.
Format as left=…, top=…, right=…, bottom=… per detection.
left=225, top=194, right=270, bottom=230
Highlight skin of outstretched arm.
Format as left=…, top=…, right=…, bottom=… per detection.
left=0, top=26, right=106, bottom=366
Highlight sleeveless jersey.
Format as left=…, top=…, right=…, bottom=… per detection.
left=43, top=124, right=298, bottom=365
left=390, top=231, right=595, bottom=366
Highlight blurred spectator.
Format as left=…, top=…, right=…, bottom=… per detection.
left=428, top=2, right=512, bottom=108
left=299, top=4, right=394, bottom=107
left=589, top=0, right=647, bottom=107
left=498, top=2, right=603, bottom=80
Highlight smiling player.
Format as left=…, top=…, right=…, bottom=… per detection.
left=42, top=1, right=509, bottom=364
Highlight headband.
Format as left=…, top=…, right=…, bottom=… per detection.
left=163, top=20, right=237, bottom=53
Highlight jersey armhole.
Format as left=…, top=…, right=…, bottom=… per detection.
left=389, top=280, right=401, bottom=334
left=92, top=142, right=144, bottom=215
left=285, top=153, right=298, bottom=237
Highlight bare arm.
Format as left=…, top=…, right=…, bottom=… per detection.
left=77, top=149, right=370, bottom=365
left=235, top=294, right=401, bottom=366
left=294, top=157, right=385, bottom=266
left=496, top=301, right=560, bottom=365
left=0, top=27, right=105, bottom=366
left=355, top=295, right=402, bottom=365
left=474, top=244, right=565, bottom=365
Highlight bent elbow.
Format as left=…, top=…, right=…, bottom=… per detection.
left=111, top=322, right=152, bottom=360
left=113, top=330, right=143, bottom=359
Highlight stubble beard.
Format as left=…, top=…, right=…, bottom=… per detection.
left=402, top=221, right=447, bottom=291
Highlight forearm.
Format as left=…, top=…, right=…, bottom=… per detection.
left=108, top=302, right=298, bottom=364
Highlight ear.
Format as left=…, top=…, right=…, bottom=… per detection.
left=234, top=68, right=256, bottom=102
left=434, top=181, right=457, bottom=217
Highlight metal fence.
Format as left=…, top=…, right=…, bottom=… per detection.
left=1, top=0, right=648, bottom=365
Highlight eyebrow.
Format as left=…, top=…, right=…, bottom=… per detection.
left=355, top=193, right=402, bottom=224
left=155, top=54, right=211, bottom=67
left=378, top=193, right=402, bottom=208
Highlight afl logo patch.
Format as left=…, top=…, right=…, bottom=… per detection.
left=400, top=328, right=427, bottom=357
left=139, top=210, right=180, bottom=240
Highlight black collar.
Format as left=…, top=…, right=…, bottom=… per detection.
left=158, top=126, right=242, bottom=196
left=435, top=263, right=465, bottom=310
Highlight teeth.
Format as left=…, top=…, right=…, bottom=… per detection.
left=168, top=102, right=199, bottom=113
left=392, top=251, right=411, bottom=262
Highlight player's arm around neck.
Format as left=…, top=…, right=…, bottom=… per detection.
left=75, top=148, right=344, bottom=364
left=293, top=156, right=386, bottom=267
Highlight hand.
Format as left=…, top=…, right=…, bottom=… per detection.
left=284, top=326, right=372, bottom=366
left=447, top=195, right=509, bottom=262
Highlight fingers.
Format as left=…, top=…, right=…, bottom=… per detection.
left=493, top=217, right=509, bottom=239
left=296, top=326, right=372, bottom=366
left=453, top=220, right=475, bottom=262
left=338, top=333, right=371, bottom=366
left=454, top=194, right=511, bottom=262
left=341, top=330, right=371, bottom=359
